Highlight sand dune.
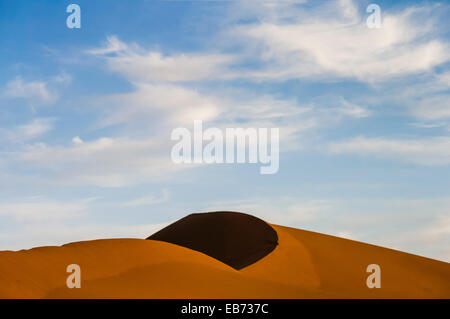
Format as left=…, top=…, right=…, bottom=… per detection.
left=0, top=212, right=448, bottom=298
left=148, top=212, right=279, bottom=270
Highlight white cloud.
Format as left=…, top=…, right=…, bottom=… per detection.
left=121, top=189, right=169, bottom=207
left=93, top=73, right=365, bottom=153
left=99, top=83, right=220, bottom=127
left=86, top=33, right=374, bottom=155
left=0, top=197, right=93, bottom=223
left=0, top=118, right=55, bottom=143
left=13, top=136, right=186, bottom=187
left=436, top=71, right=450, bottom=87
left=4, top=77, right=329, bottom=187
left=335, top=99, right=371, bottom=118
left=329, top=136, right=450, bottom=165
left=234, top=1, right=450, bottom=82
left=86, top=35, right=128, bottom=55
left=410, top=94, right=450, bottom=120
left=410, top=122, right=447, bottom=129
left=52, top=72, right=72, bottom=84
left=96, top=82, right=344, bottom=154
left=97, top=79, right=318, bottom=132
left=363, top=69, right=450, bottom=122
left=3, top=77, right=56, bottom=105
left=88, top=35, right=236, bottom=83
left=72, top=136, right=83, bottom=145
left=421, top=215, right=450, bottom=241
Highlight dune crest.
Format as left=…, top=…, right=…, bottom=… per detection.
left=147, top=211, right=278, bottom=270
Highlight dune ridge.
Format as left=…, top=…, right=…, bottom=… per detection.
left=147, top=211, right=279, bottom=270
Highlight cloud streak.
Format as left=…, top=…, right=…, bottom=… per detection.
left=3, top=77, right=56, bottom=106
left=88, top=36, right=237, bottom=83
left=329, top=136, right=450, bottom=165
left=0, top=118, right=55, bottom=144
left=13, top=137, right=185, bottom=187
left=233, top=0, right=449, bottom=82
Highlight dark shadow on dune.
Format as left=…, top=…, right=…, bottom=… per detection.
left=147, top=211, right=278, bottom=270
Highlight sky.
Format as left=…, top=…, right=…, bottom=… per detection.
left=0, top=0, right=449, bottom=262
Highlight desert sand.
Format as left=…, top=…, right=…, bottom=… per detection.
left=0, top=212, right=448, bottom=298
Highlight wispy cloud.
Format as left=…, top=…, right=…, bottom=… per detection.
left=329, top=136, right=450, bottom=165
left=13, top=136, right=186, bottom=187
left=0, top=118, right=55, bottom=143
left=232, top=0, right=449, bottom=82
left=121, top=189, right=170, bottom=207
left=88, top=35, right=237, bottom=83
left=98, top=83, right=220, bottom=127
left=3, top=77, right=56, bottom=106
left=410, top=94, right=450, bottom=120
left=86, top=35, right=128, bottom=55
left=0, top=197, right=94, bottom=223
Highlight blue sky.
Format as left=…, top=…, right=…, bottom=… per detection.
left=0, top=0, right=449, bottom=261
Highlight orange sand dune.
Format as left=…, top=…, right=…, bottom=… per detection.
left=0, top=221, right=449, bottom=298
